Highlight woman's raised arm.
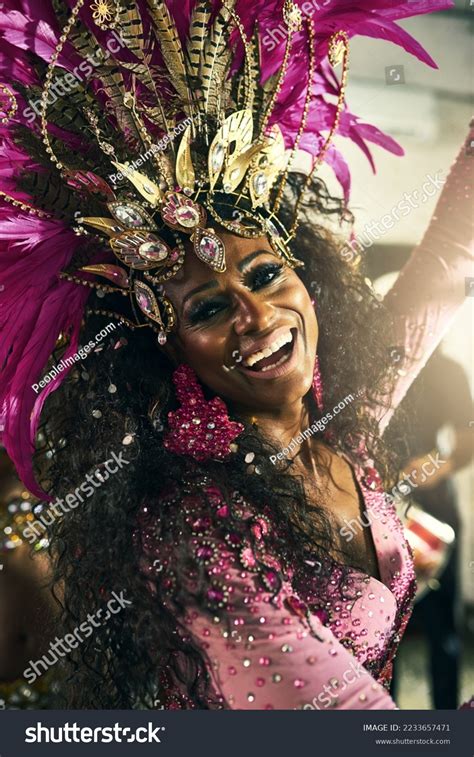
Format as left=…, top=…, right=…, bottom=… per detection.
left=379, top=124, right=473, bottom=435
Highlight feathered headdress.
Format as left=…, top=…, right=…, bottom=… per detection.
left=0, top=0, right=452, bottom=494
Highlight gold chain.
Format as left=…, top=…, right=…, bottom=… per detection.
left=0, top=190, right=51, bottom=218
left=258, top=1, right=300, bottom=139
left=290, top=30, right=350, bottom=238
left=59, top=270, right=129, bottom=295
left=273, top=16, right=316, bottom=214
left=39, top=0, right=86, bottom=174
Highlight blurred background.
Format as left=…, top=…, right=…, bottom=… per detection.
left=0, top=1, right=472, bottom=711
left=322, top=0, right=474, bottom=709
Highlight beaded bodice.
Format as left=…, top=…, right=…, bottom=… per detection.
left=139, top=459, right=415, bottom=710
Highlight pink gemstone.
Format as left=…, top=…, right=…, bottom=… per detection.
left=175, top=205, right=200, bottom=227
left=285, top=595, right=308, bottom=619
left=137, top=291, right=152, bottom=313
left=314, top=608, right=329, bottom=624
left=196, top=545, right=214, bottom=560
left=199, top=236, right=220, bottom=258
left=207, top=588, right=224, bottom=603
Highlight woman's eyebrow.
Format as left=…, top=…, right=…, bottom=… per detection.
left=182, top=279, right=218, bottom=308
left=237, top=249, right=273, bottom=273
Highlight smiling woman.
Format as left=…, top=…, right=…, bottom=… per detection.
left=0, top=0, right=471, bottom=712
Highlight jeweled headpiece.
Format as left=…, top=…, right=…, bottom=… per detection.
left=0, top=0, right=452, bottom=492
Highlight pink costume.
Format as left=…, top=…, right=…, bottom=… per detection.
left=139, top=132, right=473, bottom=710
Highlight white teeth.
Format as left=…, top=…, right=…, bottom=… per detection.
left=243, top=330, right=293, bottom=368
left=260, top=353, right=289, bottom=372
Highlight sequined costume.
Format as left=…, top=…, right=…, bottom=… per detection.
left=139, top=140, right=473, bottom=710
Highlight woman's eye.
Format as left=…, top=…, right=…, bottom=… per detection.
left=187, top=263, right=284, bottom=324
left=188, top=299, right=226, bottom=324
left=250, top=263, right=284, bottom=290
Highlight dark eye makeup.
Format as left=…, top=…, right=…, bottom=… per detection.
left=187, top=262, right=285, bottom=324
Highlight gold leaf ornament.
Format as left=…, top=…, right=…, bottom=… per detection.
left=329, top=31, right=349, bottom=67
left=175, top=125, right=196, bottom=194
left=111, top=161, right=163, bottom=207
left=283, top=0, right=303, bottom=31
left=111, top=231, right=173, bottom=269
left=208, top=109, right=254, bottom=191
left=90, top=0, right=120, bottom=31
left=247, top=125, right=287, bottom=207
left=79, top=216, right=126, bottom=237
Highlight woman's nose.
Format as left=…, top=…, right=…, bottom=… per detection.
left=232, top=290, right=275, bottom=335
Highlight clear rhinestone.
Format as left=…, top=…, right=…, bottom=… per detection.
left=253, top=173, right=268, bottom=197
left=211, top=143, right=225, bottom=172
left=139, top=241, right=168, bottom=261
left=266, top=218, right=280, bottom=237
left=114, top=205, right=145, bottom=227
left=175, top=205, right=200, bottom=228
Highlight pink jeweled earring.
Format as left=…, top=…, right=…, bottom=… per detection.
left=312, top=355, right=324, bottom=412
left=163, top=364, right=244, bottom=462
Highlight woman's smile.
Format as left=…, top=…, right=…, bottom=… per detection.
left=233, top=326, right=300, bottom=379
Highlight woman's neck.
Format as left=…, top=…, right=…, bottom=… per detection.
left=234, top=395, right=311, bottom=452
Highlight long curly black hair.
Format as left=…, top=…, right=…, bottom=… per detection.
left=36, top=176, right=404, bottom=708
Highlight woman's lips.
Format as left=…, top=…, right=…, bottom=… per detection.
left=238, top=329, right=299, bottom=380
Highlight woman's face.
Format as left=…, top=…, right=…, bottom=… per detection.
left=163, top=231, right=318, bottom=413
